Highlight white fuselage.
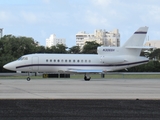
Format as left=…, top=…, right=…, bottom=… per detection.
left=4, top=53, right=149, bottom=73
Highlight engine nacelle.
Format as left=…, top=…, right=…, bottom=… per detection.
left=100, top=56, right=125, bottom=64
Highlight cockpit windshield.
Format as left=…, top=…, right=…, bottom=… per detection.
left=18, top=57, right=22, bottom=60
left=17, top=57, right=28, bottom=61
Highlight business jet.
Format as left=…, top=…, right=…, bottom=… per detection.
left=3, top=26, right=150, bottom=81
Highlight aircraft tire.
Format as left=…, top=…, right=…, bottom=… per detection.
left=27, top=77, right=31, bottom=81
left=84, top=76, right=91, bottom=81
left=85, top=79, right=90, bottom=81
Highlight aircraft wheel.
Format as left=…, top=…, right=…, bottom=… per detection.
left=84, top=76, right=91, bottom=81
left=27, top=77, right=31, bottom=81
left=85, top=79, right=90, bottom=81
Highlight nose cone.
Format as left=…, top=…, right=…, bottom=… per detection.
left=3, top=62, right=16, bottom=71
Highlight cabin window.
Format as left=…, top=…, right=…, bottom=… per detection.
left=73, top=60, right=75, bottom=62
left=57, top=60, right=60, bottom=62
left=50, top=59, right=52, bottom=62
left=69, top=60, right=71, bottom=62
left=77, top=60, right=79, bottom=62
left=61, top=60, right=63, bottom=62
left=81, top=60, right=83, bottom=63
left=46, top=59, right=48, bottom=62
left=89, top=60, right=91, bottom=63
left=65, top=60, right=67, bottom=62
left=85, top=60, right=87, bottom=62
left=54, top=59, right=56, bottom=62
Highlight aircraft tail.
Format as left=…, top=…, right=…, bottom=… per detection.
left=123, top=26, right=148, bottom=47
left=122, top=26, right=148, bottom=56
left=97, top=26, right=149, bottom=56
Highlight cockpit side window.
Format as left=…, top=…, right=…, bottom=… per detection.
left=17, top=57, right=28, bottom=61
left=24, top=57, right=28, bottom=60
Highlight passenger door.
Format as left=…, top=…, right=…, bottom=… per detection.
left=32, top=56, right=39, bottom=71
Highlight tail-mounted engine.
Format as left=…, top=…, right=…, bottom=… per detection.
left=100, top=56, right=125, bottom=64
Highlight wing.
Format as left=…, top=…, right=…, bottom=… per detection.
left=67, top=69, right=103, bottom=73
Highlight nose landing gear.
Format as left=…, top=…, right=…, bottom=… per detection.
left=27, top=77, right=31, bottom=81
left=27, top=72, right=31, bottom=81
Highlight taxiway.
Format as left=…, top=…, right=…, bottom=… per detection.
left=0, top=78, right=160, bottom=99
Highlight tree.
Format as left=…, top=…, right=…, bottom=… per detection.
left=149, top=49, right=160, bottom=60
left=0, top=35, right=37, bottom=57
left=81, top=41, right=101, bottom=54
left=68, top=46, right=80, bottom=54
left=0, top=35, right=38, bottom=72
left=48, top=44, right=68, bottom=53
left=36, top=46, right=46, bottom=53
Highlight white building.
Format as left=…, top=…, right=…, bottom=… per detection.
left=46, top=34, right=66, bottom=48
left=76, top=29, right=120, bottom=49
left=144, top=40, right=160, bottom=48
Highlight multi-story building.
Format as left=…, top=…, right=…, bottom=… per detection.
left=46, top=34, right=66, bottom=48
left=76, top=29, right=120, bottom=49
left=144, top=40, right=160, bottom=48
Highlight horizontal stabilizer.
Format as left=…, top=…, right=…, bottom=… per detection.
left=125, top=46, right=154, bottom=50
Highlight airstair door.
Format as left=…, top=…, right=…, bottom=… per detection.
left=32, top=56, right=39, bottom=71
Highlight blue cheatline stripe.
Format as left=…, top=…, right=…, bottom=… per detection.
left=134, top=31, right=147, bottom=34
left=16, top=60, right=149, bottom=69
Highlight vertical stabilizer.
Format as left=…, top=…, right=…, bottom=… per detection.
left=123, top=26, right=148, bottom=47
left=122, top=26, right=148, bottom=56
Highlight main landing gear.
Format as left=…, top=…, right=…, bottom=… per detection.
left=84, top=74, right=91, bottom=81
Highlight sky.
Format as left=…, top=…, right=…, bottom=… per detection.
left=0, top=0, right=160, bottom=47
